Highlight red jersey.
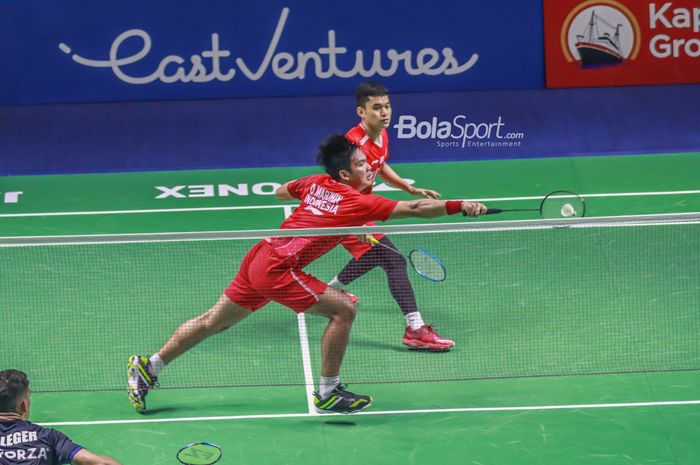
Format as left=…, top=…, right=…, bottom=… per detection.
left=272, top=174, right=398, bottom=268
left=345, top=123, right=389, bottom=194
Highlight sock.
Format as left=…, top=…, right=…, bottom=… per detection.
left=405, top=312, right=425, bottom=330
left=318, top=376, right=340, bottom=398
left=149, top=353, right=165, bottom=376
left=327, top=276, right=345, bottom=290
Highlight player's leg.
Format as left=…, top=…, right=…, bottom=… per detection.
left=332, top=237, right=419, bottom=316
left=329, top=236, right=380, bottom=288
left=127, top=241, right=267, bottom=413
left=157, top=293, right=253, bottom=364
left=305, top=287, right=372, bottom=414
left=305, top=287, right=357, bottom=379
left=127, top=294, right=254, bottom=413
left=374, top=238, right=454, bottom=350
left=333, top=236, right=454, bottom=350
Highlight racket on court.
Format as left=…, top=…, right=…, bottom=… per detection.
left=368, top=237, right=446, bottom=282
left=176, top=442, right=222, bottom=465
left=468, top=190, right=586, bottom=219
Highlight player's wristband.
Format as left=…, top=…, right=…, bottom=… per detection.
left=445, top=200, right=462, bottom=215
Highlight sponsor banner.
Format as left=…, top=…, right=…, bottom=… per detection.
left=0, top=0, right=543, bottom=105
left=2, top=84, right=699, bottom=176
left=544, top=0, right=700, bottom=87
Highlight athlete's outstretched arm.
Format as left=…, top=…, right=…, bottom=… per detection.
left=275, top=182, right=295, bottom=201
left=379, top=163, right=441, bottom=199
left=72, top=448, right=123, bottom=465
left=388, top=199, right=485, bottom=220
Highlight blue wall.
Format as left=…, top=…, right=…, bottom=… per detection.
left=2, top=85, right=699, bottom=175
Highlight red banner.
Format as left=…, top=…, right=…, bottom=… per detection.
left=544, top=0, right=700, bottom=87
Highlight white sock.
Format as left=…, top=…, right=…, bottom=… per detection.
left=327, top=276, right=345, bottom=290
left=318, top=376, right=340, bottom=398
left=405, top=312, right=425, bottom=330
left=149, top=353, right=165, bottom=376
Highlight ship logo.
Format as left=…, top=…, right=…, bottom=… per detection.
left=560, top=0, right=641, bottom=67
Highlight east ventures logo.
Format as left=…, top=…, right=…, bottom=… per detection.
left=560, top=0, right=641, bottom=67
left=57, top=8, right=479, bottom=85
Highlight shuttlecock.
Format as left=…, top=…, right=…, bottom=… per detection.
left=560, top=203, right=576, bottom=217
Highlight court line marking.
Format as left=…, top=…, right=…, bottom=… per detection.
left=280, top=206, right=318, bottom=416
left=0, top=205, right=284, bottom=218
left=39, top=399, right=700, bottom=427
left=296, top=314, right=317, bottom=415
left=2, top=189, right=700, bottom=218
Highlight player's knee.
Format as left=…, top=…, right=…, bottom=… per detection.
left=382, top=252, right=407, bottom=272
left=335, top=299, right=356, bottom=323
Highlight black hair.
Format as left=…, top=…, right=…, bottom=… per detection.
left=0, top=369, right=29, bottom=413
left=354, top=81, right=389, bottom=108
left=316, top=135, right=357, bottom=181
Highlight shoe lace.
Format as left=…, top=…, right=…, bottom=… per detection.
left=335, top=382, right=349, bottom=392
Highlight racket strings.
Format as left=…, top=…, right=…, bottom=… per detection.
left=409, top=250, right=447, bottom=282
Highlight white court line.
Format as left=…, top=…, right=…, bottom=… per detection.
left=280, top=205, right=318, bottom=415
left=2, top=189, right=700, bottom=218
left=296, top=313, right=318, bottom=415
left=39, top=399, right=700, bottom=427
left=0, top=204, right=286, bottom=218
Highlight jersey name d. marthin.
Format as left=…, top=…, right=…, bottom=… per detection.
left=270, top=174, right=398, bottom=269
left=0, top=420, right=82, bottom=465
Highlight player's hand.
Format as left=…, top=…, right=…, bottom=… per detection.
left=410, top=187, right=441, bottom=199
left=355, top=234, right=374, bottom=244
left=462, top=201, right=487, bottom=217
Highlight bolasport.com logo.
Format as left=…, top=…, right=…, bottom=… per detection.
left=393, top=115, right=524, bottom=149
left=560, top=0, right=641, bottom=67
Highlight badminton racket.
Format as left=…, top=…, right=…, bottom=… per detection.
left=368, top=237, right=446, bottom=282
left=176, top=442, right=222, bottom=465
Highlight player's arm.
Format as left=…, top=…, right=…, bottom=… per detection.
left=388, top=199, right=485, bottom=220
left=72, top=448, right=123, bottom=465
left=275, top=182, right=295, bottom=201
left=379, top=163, right=441, bottom=199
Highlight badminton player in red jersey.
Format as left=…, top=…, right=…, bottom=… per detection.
left=127, top=135, right=486, bottom=415
left=329, top=81, right=453, bottom=351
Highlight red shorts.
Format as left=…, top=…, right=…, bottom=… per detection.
left=224, top=241, right=328, bottom=313
left=339, top=222, right=385, bottom=259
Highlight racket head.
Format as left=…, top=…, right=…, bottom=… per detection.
left=176, top=442, right=223, bottom=465
left=538, top=190, right=586, bottom=219
left=408, top=249, right=447, bottom=282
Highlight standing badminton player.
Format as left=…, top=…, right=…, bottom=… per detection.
left=127, top=135, right=486, bottom=415
left=328, top=81, right=454, bottom=350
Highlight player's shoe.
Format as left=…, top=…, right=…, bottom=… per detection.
left=340, top=290, right=358, bottom=305
left=313, top=384, right=372, bottom=414
left=403, top=324, right=455, bottom=351
left=127, top=355, right=158, bottom=413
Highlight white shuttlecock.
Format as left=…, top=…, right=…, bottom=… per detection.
left=560, top=203, right=576, bottom=217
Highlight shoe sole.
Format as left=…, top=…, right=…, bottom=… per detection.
left=313, top=399, right=372, bottom=415
left=403, top=342, right=454, bottom=352
left=127, top=356, right=147, bottom=413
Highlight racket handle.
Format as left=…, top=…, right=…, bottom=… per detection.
left=464, top=208, right=502, bottom=215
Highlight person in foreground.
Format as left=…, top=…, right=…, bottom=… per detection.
left=128, top=135, right=486, bottom=415
left=330, top=81, right=454, bottom=350
left=0, top=369, right=122, bottom=465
